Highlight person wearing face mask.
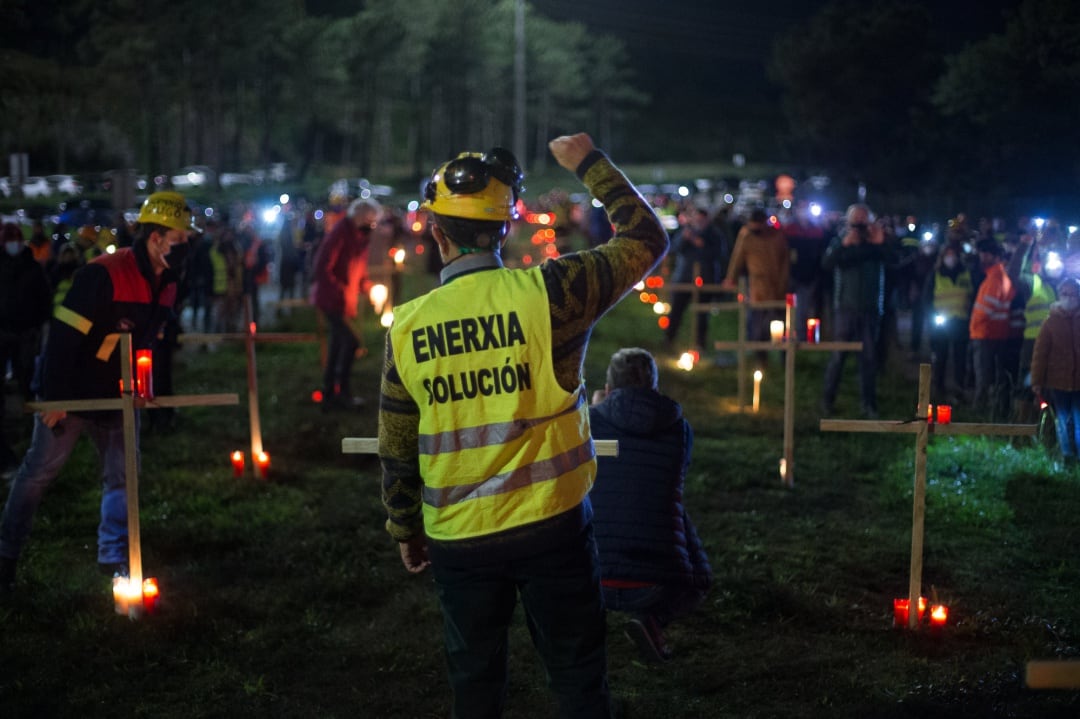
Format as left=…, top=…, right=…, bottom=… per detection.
left=1007, top=232, right=1061, bottom=416
left=1031, top=278, right=1080, bottom=469
left=310, top=198, right=379, bottom=412
left=0, top=223, right=52, bottom=478
left=0, top=192, right=194, bottom=593
left=928, top=245, right=974, bottom=401
left=969, top=238, right=1023, bottom=420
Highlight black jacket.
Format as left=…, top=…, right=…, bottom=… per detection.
left=41, top=243, right=176, bottom=407
left=0, top=246, right=51, bottom=335
left=589, top=387, right=712, bottom=588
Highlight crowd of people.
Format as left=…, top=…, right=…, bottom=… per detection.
left=653, top=199, right=1080, bottom=440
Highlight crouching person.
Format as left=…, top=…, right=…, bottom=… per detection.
left=589, top=347, right=713, bottom=663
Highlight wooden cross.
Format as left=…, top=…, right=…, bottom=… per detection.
left=342, top=438, right=619, bottom=457
left=713, top=296, right=863, bottom=487
left=26, top=333, right=238, bottom=597
left=820, top=364, right=1036, bottom=629
left=177, top=297, right=316, bottom=477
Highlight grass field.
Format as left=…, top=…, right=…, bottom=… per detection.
left=2, top=266, right=1079, bottom=718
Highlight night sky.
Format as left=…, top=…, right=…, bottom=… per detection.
left=529, top=0, right=1020, bottom=109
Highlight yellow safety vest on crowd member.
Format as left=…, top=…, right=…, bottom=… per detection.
left=389, top=266, right=594, bottom=543
left=209, top=245, right=228, bottom=295
left=933, top=269, right=972, bottom=320
left=1024, top=273, right=1055, bottom=340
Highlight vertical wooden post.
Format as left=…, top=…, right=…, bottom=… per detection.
left=244, top=296, right=264, bottom=473
left=907, top=364, right=932, bottom=628
left=736, top=278, right=748, bottom=411
left=120, top=334, right=143, bottom=586
left=782, top=298, right=796, bottom=487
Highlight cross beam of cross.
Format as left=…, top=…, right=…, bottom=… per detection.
left=26, top=333, right=238, bottom=592
left=342, top=438, right=619, bottom=457
left=177, top=297, right=316, bottom=475
left=820, top=364, right=1036, bottom=629
left=714, top=296, right=863, bottom=486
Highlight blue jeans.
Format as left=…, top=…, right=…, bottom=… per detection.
left=1049, top=389, right=1080, bottom=459
left=431, top=526, right=610, bottom=719
left=602, top=583, right=707, bottom=628
left=0, top=412, right=136, bottom=564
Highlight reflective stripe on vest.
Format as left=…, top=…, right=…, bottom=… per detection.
left=390, top=266, right=594, bottom=542
left=933, top=270, right=971, bottom=320
left=1025, top=274, right=1055, bottom=339
left=54, top=304, right=92, bottom=334
left=96, top=333, right=120, bottom=361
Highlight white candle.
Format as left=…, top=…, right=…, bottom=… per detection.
left=753, top=370, right=763, bottom=412
left=770, top=320, right=785, bottom=343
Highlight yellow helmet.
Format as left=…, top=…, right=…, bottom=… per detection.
left=422, top=148, right=524, bottom=222
left=137, top=191, right=194, bottom=233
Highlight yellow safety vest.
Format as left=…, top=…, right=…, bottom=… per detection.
left=1025, top=273, right=1055, bottom=340
left=210, top=246, right=228, bottom=295
left=389, top=267, right=594, bottom=542
left=933, top=269, right=972, bottom=320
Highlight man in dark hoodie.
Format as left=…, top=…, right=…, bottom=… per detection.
left=588, top=347, right=713, bottom=663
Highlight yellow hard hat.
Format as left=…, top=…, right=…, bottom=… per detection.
left=138, top=191, right=194, bottom=233
left=422, top=148, right=523, bottom=222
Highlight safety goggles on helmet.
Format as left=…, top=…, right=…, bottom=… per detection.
left=423, top=148, right=524, bottom=222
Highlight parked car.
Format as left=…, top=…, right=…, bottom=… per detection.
left=46, top=174, right=82, bottom=195
left=220, top=172, right=256, bottom=188
left=21, top=177, right=51, bottom=198
left=170, top=165, right=216, bottom=188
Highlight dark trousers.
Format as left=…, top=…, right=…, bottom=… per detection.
left=322, top=312, right=358, bottom=398
left=822, top=309, right=881, bottom=413
left=431, top=526, right=610, bottom=719
left=971, top=338, right=1021, bottom=420
left=929, top=317, right=968, bottom=396
left=0, top=331, right=38, bottom=462
left=664, top=290, right=715, bottom=349
left=602, top=583, right=706, bottom=629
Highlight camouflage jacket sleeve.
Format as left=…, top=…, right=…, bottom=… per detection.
left=542, top=150, right=669, bottom=391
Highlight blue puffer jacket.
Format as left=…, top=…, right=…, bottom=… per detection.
left=589, top=387, right=712, bottom=589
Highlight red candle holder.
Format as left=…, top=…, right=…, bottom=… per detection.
left=142, top=578, right=160, bottom=615
left=892, top=596, right=927, bottom=628
left=929, top=604, right=948, bottom=628
left=135, top=350, right=154, bottom=399
left=786, top=292, right=796, bottom=307
left=254, top=451, right=271, bottom=479
left=231, top=450, right=245, bottom=478
left=806, top=318, right=821, bottom=343
left=936, top=405, right=952, bottom=424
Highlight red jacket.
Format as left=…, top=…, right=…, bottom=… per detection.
left=309, top=218, right=370, bottom=318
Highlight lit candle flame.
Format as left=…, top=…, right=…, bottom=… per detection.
left=369, top=284, right=389, bottom=314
